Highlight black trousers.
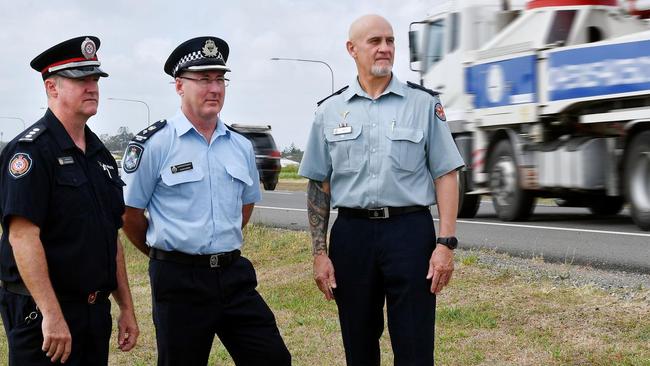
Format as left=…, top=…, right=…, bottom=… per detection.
left=330, top=210, right=437, bottom=366
left=149, top=254, right=291, bottom=366
left=0, top=288, right=112, bottom=366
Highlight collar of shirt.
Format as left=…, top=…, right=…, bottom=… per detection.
left=43, top=109, right=104, bottom=156
left=171, top=109, right=230, bottom=142
left=343, top=73, right=406, bottom=102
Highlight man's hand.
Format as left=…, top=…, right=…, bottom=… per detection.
left=116, top=308, right=139, bottom=351
left=313, top=254, right=337, bottom=300
left=426, top=245, right=454, bottom=294
left=41, top=311, right=72, bottom=363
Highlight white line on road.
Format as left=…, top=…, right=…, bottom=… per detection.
left=256, top=205, right=650, bottom=238
left=263, top=191, right=295, bottom=195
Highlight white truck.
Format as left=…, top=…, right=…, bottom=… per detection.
left=409, top=0, right=650, bottom=230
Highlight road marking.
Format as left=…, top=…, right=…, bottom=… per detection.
left=449, top=219, right=650, bottom=238
left=256, top=205, right=650, bottom=237
left=264, top=191, right=295, bottom=195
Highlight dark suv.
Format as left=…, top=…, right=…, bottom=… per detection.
left=228, top=124, right=281, bottom=191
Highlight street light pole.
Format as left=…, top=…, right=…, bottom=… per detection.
left=107, top=97, right=150, bottom=129
left=270, top=57, right=334, bottom=94
left=0, top=116, right=26, bottom=130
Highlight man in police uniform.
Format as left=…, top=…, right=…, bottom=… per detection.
left=121, top=36, right=291, bottom=366
left=0, top=36, right=139, bottom=365
left=299, top=15, right=464, bottom=365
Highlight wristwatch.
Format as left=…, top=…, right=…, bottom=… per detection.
left=436, top=236, right=458, bottom=250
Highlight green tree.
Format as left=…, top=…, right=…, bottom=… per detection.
left=100, top=126, right=134, bottom=154
left=281, top=143, right=303, bottom=162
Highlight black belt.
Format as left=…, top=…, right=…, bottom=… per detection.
left=0, top=280, right=109, bottom=304
left=149, top=248, right=241, bottom=268
left=338, top=205, right=429, bottom=219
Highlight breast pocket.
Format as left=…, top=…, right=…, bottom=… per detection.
left=386, top=127, right=425, bottom=172
left=324, top=124, right=364, bottom=173
left=224, top=163, right=253, bottom=219
left=161, top=168, right=204, bottom=201
left=54, top=170, right=90, bottom=218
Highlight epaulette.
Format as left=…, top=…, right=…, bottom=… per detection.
left=316, top=85, right=349, bottom=107
left=18, top=125, right=47, bottom=143
left=131, top=120, right=167, bottom=144
left=224, top=124, right=243, bottom=137
left=407, top=81, right=440, bottom=97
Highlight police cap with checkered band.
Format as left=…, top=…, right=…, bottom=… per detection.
left=30, top=36, right=108, bottom=80
left=164, top=36, right=230, bottom=77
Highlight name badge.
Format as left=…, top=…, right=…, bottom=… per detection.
left=171, top=162, right=193, bottom=174
left=57, top=156, right=74, bottom=165
left=333, top=126, right=352, bottom=135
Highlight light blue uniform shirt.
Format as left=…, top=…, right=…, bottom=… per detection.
left=122, top=110, right=261, bottom=254
left=299, top=75, right=464, bottom=208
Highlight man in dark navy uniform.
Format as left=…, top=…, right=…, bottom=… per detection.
left=0, top=36, right=139, bottom=365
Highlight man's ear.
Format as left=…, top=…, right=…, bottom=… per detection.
left=44, top=78, right=58, bottom=98
left=346, top=40, right=356, bottom=58
left=175, top=78, right=184, bottom=97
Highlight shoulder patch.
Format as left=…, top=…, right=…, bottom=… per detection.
left=317, top=85, right=349, bottom=107
left=18, top=125, right=47, bottom=143
left=122, top=143, right=144, bottom=174
left=131, top=120, right=167, bottom=144
left=407, top=81, right=440, bottom=97
left=8, top=153, right=33, bottom=179
left=435, top=103, right=447, bottom=122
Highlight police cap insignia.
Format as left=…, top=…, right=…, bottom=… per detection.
left=8, top=153, right=33, bottom=179
left=30, top=36, right=108, bottom=80
left=164, top=36, right=230, bottom=77
left=123, top=143, right=144, bottom=174
left=435, top=103, right=447, bottom=122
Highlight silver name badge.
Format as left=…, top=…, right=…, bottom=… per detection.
left=333, top=126, right=352, bottom=135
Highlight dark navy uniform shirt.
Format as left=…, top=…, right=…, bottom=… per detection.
left=0, top=109, right=124, bottom=296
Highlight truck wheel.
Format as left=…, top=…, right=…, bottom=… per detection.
left=587, top=196, right=624, bottom=216
left=625, top=130, right=650, bottom=230
left=488, top=140, right=536, bottom=221
left=458, top=169, right=480, bottom=218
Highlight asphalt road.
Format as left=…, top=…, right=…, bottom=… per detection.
left=251, top=190, right=650, bottom=274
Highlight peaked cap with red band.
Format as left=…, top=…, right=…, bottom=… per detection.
left=30, top=36, right=108, bottom=80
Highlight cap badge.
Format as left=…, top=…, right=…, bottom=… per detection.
left=81, top=37, right=96, bottom=59
left=202, top=39, right=219, bottom=58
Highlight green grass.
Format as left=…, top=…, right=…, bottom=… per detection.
left=279, top=164, right=301, bottom=180
left=1, top=225, right=649, bottom=365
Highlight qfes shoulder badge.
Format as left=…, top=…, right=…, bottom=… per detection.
left=435, top=103, right=447, bottom=122
left=9, top=153, right=33, bottom=179
left=123, top=143, right=144, bottom=174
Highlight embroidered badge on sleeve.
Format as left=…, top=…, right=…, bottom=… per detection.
left=123, top=144, right=144, bottom=174
left=8, top=153, right=33, bottom=179
left=435, top=103, right=447, bottom=122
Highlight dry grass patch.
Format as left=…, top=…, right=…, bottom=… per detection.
left=0, top=226, right=648, bottom=365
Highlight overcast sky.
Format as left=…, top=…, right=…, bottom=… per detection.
left=0, top=0, right=435, bottom=150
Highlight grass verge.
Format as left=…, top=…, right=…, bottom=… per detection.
left=0, top=226, right=648, bottom=365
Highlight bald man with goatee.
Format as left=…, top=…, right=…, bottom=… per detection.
left=299, top=14, right=465, bottom=365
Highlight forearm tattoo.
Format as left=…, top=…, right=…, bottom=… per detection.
left=307, top=180, right=331, bottom=255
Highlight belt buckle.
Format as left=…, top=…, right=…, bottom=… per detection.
left=87, top=291, right=99, bottom=304
left=210, top=254, right=220, bottom=268
left=369, top=207, right=389, bottom=219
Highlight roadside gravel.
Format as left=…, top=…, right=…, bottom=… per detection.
left=459, top=248, right=650, bottom=301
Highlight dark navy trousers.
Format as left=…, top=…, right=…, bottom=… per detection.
left=330, top=210, right=437, bottom=366
left=0, top=288, right=112, bottom=366
left=149, top=254, right=291, bottom=366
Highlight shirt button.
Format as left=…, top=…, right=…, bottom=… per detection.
left=371, top=148, right=376, bottom=153
left=372, top=123, right=376, bottom=127
left=372, top=174, right=376, bottom=178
